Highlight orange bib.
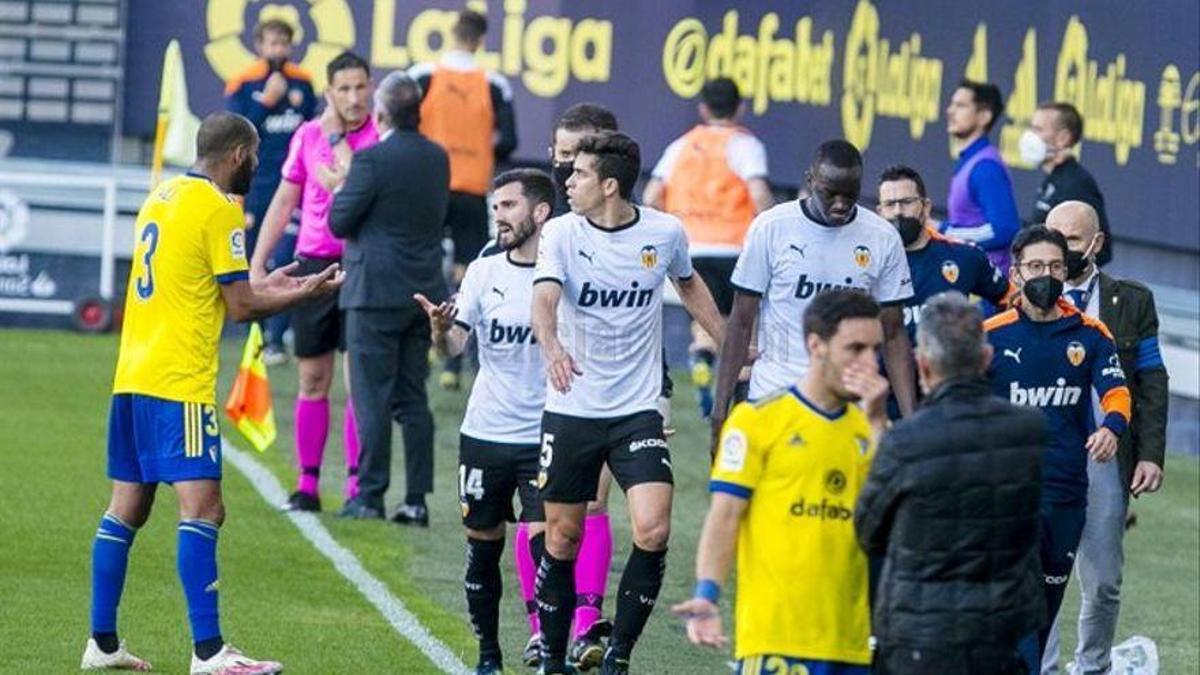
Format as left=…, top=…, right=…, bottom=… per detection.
left=419, top=67, right=495, bottom=195
left=663, top=125, right=756, bottom=249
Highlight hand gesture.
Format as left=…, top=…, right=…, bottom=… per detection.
left=316, top=161, right=348, bottom=192
left=843, top=361, right=890, bottom=422
left=671, top=599, right=727, bottom=648
left=262, top=71, right=288, bottom=106
left=544, top=342, right=582, bottom=394
left=296, top=262, right=344, bottom=297
left=413, top=293, right=458, bottom=336
left=1130, top=460, right=1164, bottom=497
left=1086, top=427, right=1119, bottom=462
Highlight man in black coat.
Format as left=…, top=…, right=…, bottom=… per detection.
left=329, top=71, right=450, bottom=523
left=856, top=291, right=1047, bottom=675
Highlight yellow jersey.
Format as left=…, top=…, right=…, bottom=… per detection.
left=711, top=386, right=876, bottom=665
left=112, top=173, right=249, bottom=404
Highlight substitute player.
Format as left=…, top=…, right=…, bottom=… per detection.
left=673, top=289, right=889, bottom=675
left=984, top=224, right=1130, bottom=670
left=532, top=131, right=724, bottom=674
left=712, top=140, right=915, bottom=449
left=250, top=52, right=378, bottom=512
left=81, top=113, right=342, bottom=674
left=414, top=169, right=553, bottom=674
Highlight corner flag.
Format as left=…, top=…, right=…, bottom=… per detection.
left=150, top=39, right=202, bottom=188
left=224, top=323, right=277, bottom=452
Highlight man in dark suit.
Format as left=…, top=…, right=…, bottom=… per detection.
left=1042, top=201, right=1169, bottom=675
left=329, top=72, right=450, bottom=524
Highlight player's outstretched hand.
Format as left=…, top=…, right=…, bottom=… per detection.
left=1086, top=427, right=1119, bottom=462
left=296, top=262, right=344, bottom=297
left=843, top=361, right=889, bottom=420
left=256, top=261, right=302, bottom=292
left=671, top=598, right=727, bottom=648
left=413, top=293, right=458, bottom=335
left=545, top=344, right=581, bottom=394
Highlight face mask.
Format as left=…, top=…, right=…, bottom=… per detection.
left=552, top=161, right=573, bottom=199
left=1019, top=129, right=1049, bottom=165
left=1023, top=275, right=1063, bottom=311
left=891, top=216, right=924, bottom=246
left=266, top=57, right=286, bottom=73
left=1065, top=236, right=1098, bottom=279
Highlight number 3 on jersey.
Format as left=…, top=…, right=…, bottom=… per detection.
left=135, top=222, right=160, bottom=300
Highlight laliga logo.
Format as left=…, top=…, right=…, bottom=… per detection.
left=203, top=0, right=355, bottom=92
left=0, top=189, right=30, bottom=254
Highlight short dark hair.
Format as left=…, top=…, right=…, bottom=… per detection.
left=374, top=72, right=422, bottom=131
left=1011, top=224, right=1069, bottom=262
left=701, top=77, right=740, bottom=119
left=555, top=103, right=618, bottom=133
left=494, top=169, right=555, bottom=212
left=196, top=112, right=257, bottom=160
left=576, top=131, right=641, bottom=200
left=958, top=79, right=1005, bottom=132
left=254, top=19, right=294, bottom=43
left=453, top=10, right=488, bottom=44
left=879, top=164, right=927, bottom=198
left=1037, top=101, right=1084, bottom=145
left=326, top=51, right=369, bottom=85
left=813, top=139, right=863, bottom=171
left=803, top=289, right=881, bottom=340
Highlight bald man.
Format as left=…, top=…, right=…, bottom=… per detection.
left=1041, top=201, right=1169, bottom=675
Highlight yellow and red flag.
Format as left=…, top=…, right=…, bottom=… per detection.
left=224, top=323, right=276, bottom=452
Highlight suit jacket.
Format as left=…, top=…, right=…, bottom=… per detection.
left=1097, top=272, right=1169, bottom=488
left=329, top=129, right=450, bottom=309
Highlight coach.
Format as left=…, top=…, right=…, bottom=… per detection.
left=330, top=72, right=450, bottom=524
left=856, top=292, right=1046, bottom=675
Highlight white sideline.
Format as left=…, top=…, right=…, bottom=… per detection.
left=222, top=439, right=469, bottom=674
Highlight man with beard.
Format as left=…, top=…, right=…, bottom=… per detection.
left=984, top=224, right=1131, bottom=671
left=250, top=52, right=378, bottom=515
left=413, top=169, right=553, bottom=675
left=81, top=113, right=343, bottom=674
left=330, top=72, right=449, bottom=524
left=712, top=140, right=916, bottom=452
left=876, top=164, right=1010, bottom=415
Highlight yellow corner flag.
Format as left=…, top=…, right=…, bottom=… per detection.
left=224, top=323, right=276, bottom=452
left=150, top=39, right=202, bottom=188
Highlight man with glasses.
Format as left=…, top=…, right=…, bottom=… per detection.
left=983, top=224, right=1131, bottom=671
left=877, top=165, right=1010, bottom=415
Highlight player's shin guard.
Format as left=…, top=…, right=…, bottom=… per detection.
left=177, top=520, right=222, bottom=648
left=343, top=398, right=360, bottom=499
left=536, top=552, right=576, bottom=669
left=573, top=513, right=613, bottom=638
left=294, top=396, right=330, bottom=495
left=514, top=524, right=542, bottom=635
left=465, top=537, right=505, bottom=662
left=90, top=513, right=137, bottom=647
left=611, top=545, right=667, bottom=655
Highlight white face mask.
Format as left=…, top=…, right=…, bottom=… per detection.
left=1019, top=129, right=1049, bottom=165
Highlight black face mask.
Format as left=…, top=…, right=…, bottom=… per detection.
left=552, top=161, right=573, bottom=199
left=266, top=57, right=286, bottom=73
left=1023, top=275, right=1063, bottom=311
left=891, top=216, right=924, bottom=246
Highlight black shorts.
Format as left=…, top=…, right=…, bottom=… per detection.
left=538, top=410, right=673, bottom=504
left=692, top=255, right=738, bottom=316
left=446, top=191, right=489, bottom=266
left=459, top=434, right=544, bottom=530
left=290, top=256, right=344, bottom=357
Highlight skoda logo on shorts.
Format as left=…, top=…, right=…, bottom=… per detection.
left=824, top=469, right=847, bottom=495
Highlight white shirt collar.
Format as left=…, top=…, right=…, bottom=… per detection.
left=1065, top=267, right=1099, bottom=292
left=379, top=128, right=394, bottom=142
left=439, top=49, right=478, bottom=70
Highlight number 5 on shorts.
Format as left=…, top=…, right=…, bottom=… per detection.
left=459, top=465, right=484, bottom=500
left=537, top=433, right=555, bottom=490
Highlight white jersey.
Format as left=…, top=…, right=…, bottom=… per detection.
left=534, top=207, right=693, bottom=417
left=731, top=200, right=913, bottom=399
left=455, top=250, right=544, bottom=444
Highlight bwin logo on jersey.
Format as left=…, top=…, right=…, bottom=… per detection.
left=1067, top=341, right=1086, bottom=367
left=640, top=245, right=658, bottom=270
left=941, top=260, right=960, bottom=283
left=794, top=274, right=863, bottom=299
left=1009, top=378, right=1083, bottom=407
left=853, top=245, right=872, bottom=268
left=579, top=281, right=654, bottom=308
left=488, top=319, right=536, bottom=344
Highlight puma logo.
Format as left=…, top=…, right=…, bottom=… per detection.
left=789, top=243, right=807, bottom=257
left=491, top=287, right=505, bottom=300
left=1004, top=348, right=1023, bottom=364
left=578, top=250, right=595, bottom=264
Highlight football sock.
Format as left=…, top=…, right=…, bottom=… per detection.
left=91, top=513, right=137, bottom=651
left=465, top=537, right=505, bottom=662
left=294, top=396, right=329, bottom=495
left=343, top=398, right=360, bottom=499
left=612, top=545, right=667, bottom=652
left=177, top=520, right=222, bottom=648
left=573, top=513, right=612, bottom=638
left=514, top=523, right=541, bottom=635
left=536, top=551, right=576, bottom=668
